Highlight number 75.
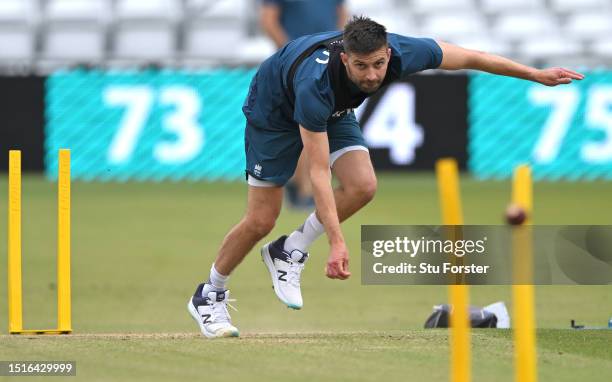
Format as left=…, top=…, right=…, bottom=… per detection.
left=530, top=85, right=612, bottom=164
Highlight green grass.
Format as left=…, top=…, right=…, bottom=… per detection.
left=0, top=174, right=611, bottom=381
left=1, top=330, right=611, bottom=382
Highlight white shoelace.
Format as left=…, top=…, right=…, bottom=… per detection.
left=210, top=298, right=238, bottom=324
left=287, top=261, right=305, bottom=288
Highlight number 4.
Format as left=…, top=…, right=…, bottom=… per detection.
left=359, top=83, right=424, bottom=165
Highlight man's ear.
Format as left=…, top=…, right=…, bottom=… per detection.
left=387, top=48, right=391, bottom=59
left=340, top=52, right=349, bottom=66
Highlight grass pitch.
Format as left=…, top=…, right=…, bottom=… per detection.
left=1, top=174, right=611, bottom=381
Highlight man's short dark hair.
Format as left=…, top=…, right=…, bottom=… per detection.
left=343, top=16, right=387, bottom=55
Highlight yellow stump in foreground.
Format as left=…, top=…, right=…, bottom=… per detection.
left=8, top=150, right=23, bottom=333
left=436, top=158, right=470, bottom=382
left=512, top=165, right=537, bottom=382
left=7, top=149, right=72, bottom=335
left=57, top=149, right=72, bottom=333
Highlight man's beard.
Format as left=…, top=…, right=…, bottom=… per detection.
left=346, top=66, right=383, bottom=94
left=358, top=81, right=382, bottom=94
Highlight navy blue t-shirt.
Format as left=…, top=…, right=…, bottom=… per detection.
left=263, top=0, right=343, bottom=40
left=242, top=31, right=443, bottom=132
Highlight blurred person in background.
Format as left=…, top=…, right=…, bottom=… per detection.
left=188, top=16, right=583, bottom=338
left=260, top=0, right=348, bottom=209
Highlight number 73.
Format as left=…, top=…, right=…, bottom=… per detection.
left=104, top=86, right=205, bottom=165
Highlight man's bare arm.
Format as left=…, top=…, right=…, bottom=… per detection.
left=299, top=125, right=350, bottom=279
left=437, top=41, right=584, bottom=86
left=260, top=3, right=288, bottom=48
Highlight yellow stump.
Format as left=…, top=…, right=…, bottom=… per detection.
left=57, top=149, right=72, bottom=333
left=512, top=165, right=537, bottom=382
left=8, top=150, right=23, bottom=334
left=436, top=158, right=470, bottom=382
left=7, top=149, right=72, bottom=335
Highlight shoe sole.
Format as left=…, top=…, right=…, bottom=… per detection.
left=261, top=243, right=302, bottom=310
left=187, top=298, right=240, bottom=338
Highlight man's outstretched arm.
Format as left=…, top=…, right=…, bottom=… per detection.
left=436, top=41, right=585, bottom=86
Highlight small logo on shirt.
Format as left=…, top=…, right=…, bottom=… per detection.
left=332, top=108, right=352, bottom=118
left=254, top=164, right=262, bottom=177
left=316, top=50, right=330, bottom=65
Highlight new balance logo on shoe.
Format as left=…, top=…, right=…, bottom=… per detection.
left=187, top=285, right=240, bottom=338
left=261, top=236, right=309, bottom=309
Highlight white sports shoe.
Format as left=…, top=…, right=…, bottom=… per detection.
left=261, top=235, right=309, bottom=309
left=188, top=284, right=239, bottom=338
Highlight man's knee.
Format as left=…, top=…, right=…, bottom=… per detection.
left=243, top=185, right=283, bottom=238
left=244, top=213, right=277, bottom=238
left=360, top=175, right=378, bottom=203
left=348, top=175, right=377, bottom=205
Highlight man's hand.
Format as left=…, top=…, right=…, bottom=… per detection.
left=533, top=67, right=585, bottom=86
left=326, top=242, right=351, bottom=280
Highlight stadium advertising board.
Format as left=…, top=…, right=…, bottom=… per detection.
left=0, top=76, right=45, bottom=171
left=356, top=75, right=468, bottom=170
left=45, top=70, right=468, bottom=181
left=469, top=71, right=612, bottom=180
left=46, top=69, right=255, bottom=181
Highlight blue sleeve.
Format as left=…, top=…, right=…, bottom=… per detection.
left=293, top=78, right=334, bottom=132
left=388, top=33, right=443, bottom=78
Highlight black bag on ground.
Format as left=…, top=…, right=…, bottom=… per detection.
left=424, top=304, right=498, bottom=328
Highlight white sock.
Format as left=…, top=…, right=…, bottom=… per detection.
left=284, top=212, right=325, bottom=253
left=202, top=264, right=228, bottom=296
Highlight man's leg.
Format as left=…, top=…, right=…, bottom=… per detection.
left=188, top=184, right=283, bottom=338
left=260, top=148, right=376, bottom=310
left=259, top=112, right=376, bottom=308
left=330, top=149, right=377, bottom=222
left=293, top=152, right=313, bottom=197
left=285, top=152, right=314, bottom=209
left=284, top=109, right=376, bottom=254
left=212, top=184, right=283, bottom=279
left=283, top=149, right=377, bottom=254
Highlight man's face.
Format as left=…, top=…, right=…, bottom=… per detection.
left=341, top=46, right=391, bottom=94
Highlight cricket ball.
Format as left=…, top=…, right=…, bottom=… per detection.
left=505, top=204, right=527, bottom=225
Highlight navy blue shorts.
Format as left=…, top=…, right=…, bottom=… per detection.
left=245, top=111, right=368, bottom=186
